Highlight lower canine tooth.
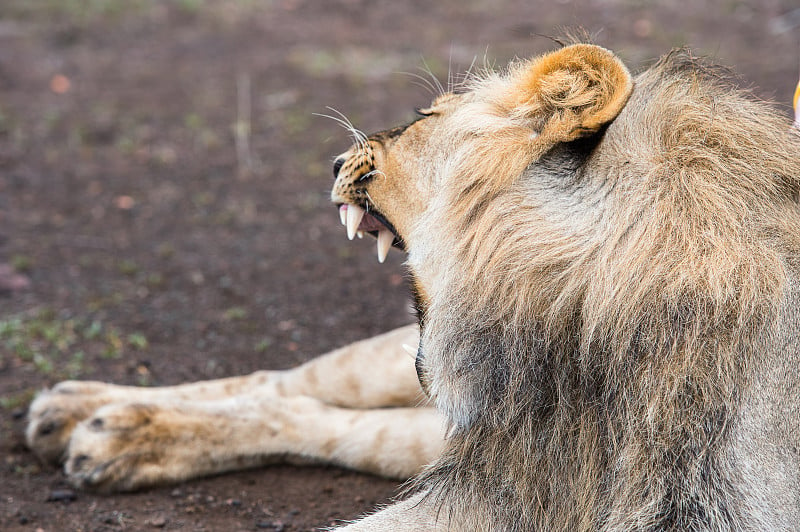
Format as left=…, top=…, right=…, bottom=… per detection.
left=377, top=229, right=393, bottom=263
left=346, top=204, right=365, bottom=240
left=357, top=231, right=364, bottom=239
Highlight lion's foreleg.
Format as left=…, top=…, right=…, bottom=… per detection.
left=61, top=395, right=443, bottom=491
left=275, top=323, right=424, bottom=408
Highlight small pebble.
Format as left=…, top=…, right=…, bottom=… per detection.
left=145, top=515, right=167, bottom=528
left=46, top=489, right=76, bottom=502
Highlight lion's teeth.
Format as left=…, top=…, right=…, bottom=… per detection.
left=346, top=204, right=365, bottom=240
left=339, top=205, right=347, bottom=226
left=357, top=231, right=364, bottom=239
left=377, top=229, right=393, bottom=263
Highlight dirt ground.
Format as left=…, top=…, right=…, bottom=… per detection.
left=1, top=1, right=798, bottom=530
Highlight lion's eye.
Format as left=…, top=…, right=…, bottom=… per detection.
left=415, top=107, right=435, bottom=117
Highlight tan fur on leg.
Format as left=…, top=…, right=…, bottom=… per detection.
left=63, top=395, right=442, bottom=491
left=275, top=324, right=424, bottom=408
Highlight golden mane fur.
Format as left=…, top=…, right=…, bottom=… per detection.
left=407, top=50, right=800, bottom=530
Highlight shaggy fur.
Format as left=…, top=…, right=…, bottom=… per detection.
left=333, top=45, right=800, bottom=530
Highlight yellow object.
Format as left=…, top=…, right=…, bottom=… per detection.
left=795, top=79, right=800, bottom=113
left=794, top=79, right=800, bottom=127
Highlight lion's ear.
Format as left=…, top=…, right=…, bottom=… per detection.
left=505, top=44, right=633, bottom=143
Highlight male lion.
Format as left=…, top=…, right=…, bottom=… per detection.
left=27, top=44, right=800, bottom=530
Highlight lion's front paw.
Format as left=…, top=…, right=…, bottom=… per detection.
left=64, top=403, right=193, bottom=491
left=26, top=381, right=118, bottom=464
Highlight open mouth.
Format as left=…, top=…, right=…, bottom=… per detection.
left=338, top=204, right=404, bottom=263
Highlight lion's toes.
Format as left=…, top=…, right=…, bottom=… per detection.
left=64, top=403, right=172, bottom=491
left=26, top=384, right=113, bottom=464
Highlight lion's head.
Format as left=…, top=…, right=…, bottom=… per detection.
left=332, top=44, right=632, bottom=262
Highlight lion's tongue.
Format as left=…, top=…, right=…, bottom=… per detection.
left=338, top=204, right=395, bottom=263
left=357, top=212, right=385, bottom=232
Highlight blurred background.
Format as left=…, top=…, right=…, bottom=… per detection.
left=0, top=1, right=798, bottom=530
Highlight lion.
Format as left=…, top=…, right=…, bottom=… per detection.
left=26, top=44, right=800, bottom=530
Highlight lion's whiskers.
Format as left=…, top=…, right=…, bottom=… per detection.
left=315, top=106, right=369, bottom=152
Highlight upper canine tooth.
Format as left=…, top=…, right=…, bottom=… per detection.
left=339, top=205, right=347, bottom=226
left=401, top=343, right=417, bottom=358
left=346, top=204, right=365, bottom=240
left=377, top=229, right=393, bottom=263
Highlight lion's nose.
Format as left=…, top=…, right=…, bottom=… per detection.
left=333, top=156, right=346, bottom=178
